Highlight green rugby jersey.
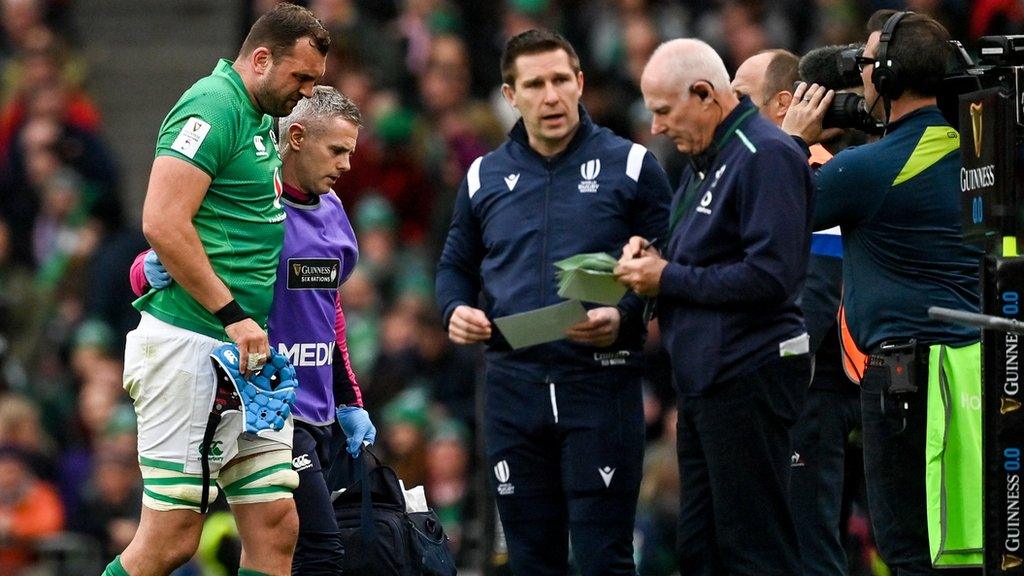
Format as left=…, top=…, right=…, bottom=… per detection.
left=134, top=59, right=285, bottom=340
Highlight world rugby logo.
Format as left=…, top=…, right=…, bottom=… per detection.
left=578, top=159, right=601, bottom=193
left=494, top=460, right=510, bottom=483
left=495, top=459, right=514, bottom=495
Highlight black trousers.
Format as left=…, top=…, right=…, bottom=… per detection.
left=860, top=354, right=981, bottom=576
left=676, top=354, right=811, bottom=576
left=291, top=420, right=346, bottom=575
left=485, top=365, right=644, bottom=576
left=789, top=385, right=861, bottom=576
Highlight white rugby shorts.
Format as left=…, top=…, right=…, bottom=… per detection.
left=123, top=312, right=293, bottom=475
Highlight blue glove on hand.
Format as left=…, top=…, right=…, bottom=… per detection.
left=336, top=406, right=376, bottom=457
left=144, top=250, right=172, bottom=290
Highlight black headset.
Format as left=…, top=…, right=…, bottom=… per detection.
left=871, top=10, right=913, bottom=100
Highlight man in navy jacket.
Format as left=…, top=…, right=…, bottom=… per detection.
left=435, top=29, right=671, bottom=576
left=616, top=38, right=814, bottom=576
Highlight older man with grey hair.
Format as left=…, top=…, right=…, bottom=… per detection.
left=615, top=39, right=815, bottom=576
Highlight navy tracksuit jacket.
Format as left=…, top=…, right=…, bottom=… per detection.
left=437, top=107, right=670, bottom=376
left=436, top=106, right=671, bottom=575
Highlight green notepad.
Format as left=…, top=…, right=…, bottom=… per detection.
left=554, top=253, right=626, bottom=306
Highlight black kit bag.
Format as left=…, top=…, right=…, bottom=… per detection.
left=329, top=448, right=457, bottom=576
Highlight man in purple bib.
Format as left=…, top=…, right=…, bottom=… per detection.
left=131, top=86, right=374, bottom=574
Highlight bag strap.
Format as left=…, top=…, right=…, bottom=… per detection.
left=358, top=452, right=379, bottom=561
left=327, top=445, right=383, bottom=494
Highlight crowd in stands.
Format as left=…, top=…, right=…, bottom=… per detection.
left=1, top=0, right=1021, bottom=573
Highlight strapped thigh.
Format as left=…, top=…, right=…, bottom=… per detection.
left=218, top=449, right=299, bottom=506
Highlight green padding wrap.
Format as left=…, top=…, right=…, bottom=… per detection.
left=926, top=342, right=983, bottom=567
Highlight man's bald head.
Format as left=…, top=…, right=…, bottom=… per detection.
left=731, top=49, right=799, bottom=126
left=642, top=39, right=731, bottom=98
left=731, top=52, right=774, bottom=106
left=640, top=39, right=739, bottom=155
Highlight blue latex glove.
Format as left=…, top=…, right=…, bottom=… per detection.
left=144, top=250, right=172, bottom=290
left=336, top=406, right=376, bottom=456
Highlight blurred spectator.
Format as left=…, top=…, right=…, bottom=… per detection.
left=76, top=357, right=124, bottom=444
left=425, top=418, right=473, bottom=562
left=350, top=194, right=431, bottom=302
left=0, top=445, right=64, bottom=574
left=694, top=0, right=790, bottom=70
left=970, top=0, right=1024, bottom=38
left=1, top=26, right=96, bottom=161
left=333, top=112, right=437, bottom=245
left=0, top=27, right=120, bottom=279
left=69, top=318, right=114, bottom=380
left=0, top=218, right=34, bottom=375
left=0, top=393, right=57, bottom=480
left=380, top=387, right=430, bottom=488
left=369, top=306, right=478, bottom=427
left=366, top=306, right=422, bottom=410
left=314, top=0, right=402, bottom=90
left=1, top=0, right=74, bottom=49
left=396, top=0, right=461, bottom=81
left=1, top=0, right=47, bottom=58
left=418, top=33, right=503, bottom=254
left=73, top=441, right=141, bottom=559
left=32, top=167, right=95, bottom=270
left=339, top=267, right=383, bottom=377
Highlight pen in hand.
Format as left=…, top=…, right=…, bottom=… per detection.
left=634, top=237, right=658, bottom=258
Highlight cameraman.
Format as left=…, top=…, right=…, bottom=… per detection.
left=734, top=47, right=862, bottom=576
left=785, top=10, right=983, bottom=575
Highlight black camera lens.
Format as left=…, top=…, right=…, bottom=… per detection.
left=823, top=92, right=862, bottom=128
left=822, top=92, right=884, bottom=134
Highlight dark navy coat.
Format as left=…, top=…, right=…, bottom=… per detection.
left=436, top=107, right=671, bottom=378
left=659, top=98, right=814, bottom=395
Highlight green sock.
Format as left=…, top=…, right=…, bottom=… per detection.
left=237, top=570, right=272, bottom=576
left=102, top=556, right=130, bottom=576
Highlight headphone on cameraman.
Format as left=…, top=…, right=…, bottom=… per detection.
left=871, top=10, right=913, bottom=100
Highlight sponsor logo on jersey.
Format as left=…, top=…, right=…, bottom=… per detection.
left=697, top=190, right=714, bottom=215
left=293, top=453, right=313, bottom=471
left=593, top=351, right=630, bottom=366
left=693, top=164, right=724, bottom=215
left=278, top=341, right=336, bottom=368
left=254, top=135, right=269, bottom=157
left=696, top=163, right=727, bottom=216
left=599, top=466, right=615, bottom=487
left=578, top=159, right=601, bottom=193
left=287, top=258, right=340, bottom=290
left=504, top=173, right=520, bottom=191
left=494, top=460, right=514, bottom=495
left=170, top=117, right=211, bottom=159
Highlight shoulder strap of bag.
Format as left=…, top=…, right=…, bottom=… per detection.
left=358, top=452, right=379, bottom=556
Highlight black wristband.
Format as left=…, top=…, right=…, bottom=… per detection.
left=214, top=300, right=249, bottom=327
